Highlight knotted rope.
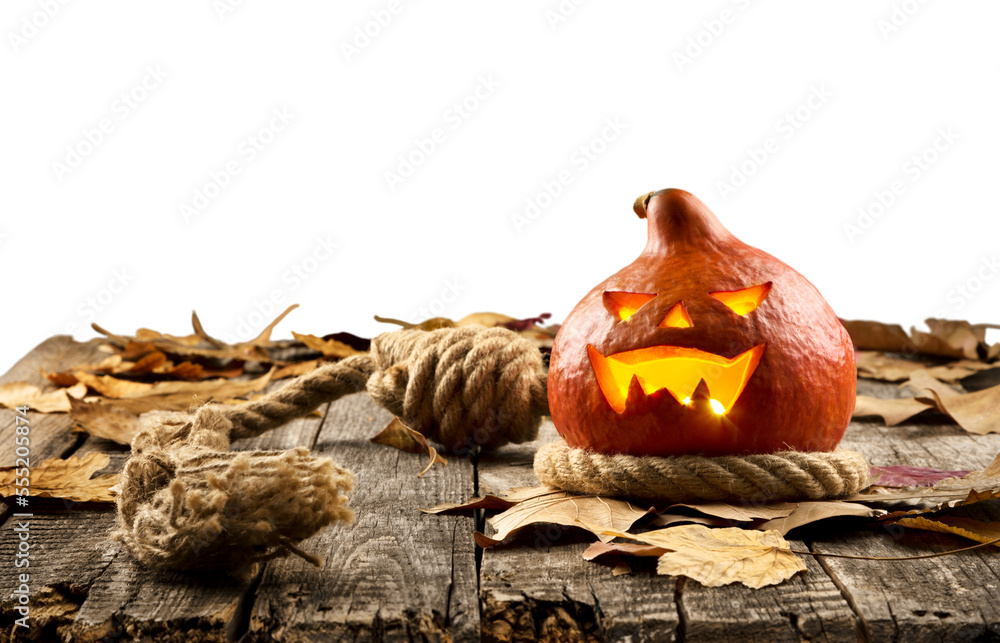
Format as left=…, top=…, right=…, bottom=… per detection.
left=533, top=441, right=869, bottom=502
left=113, top=325, right=547, bottom=574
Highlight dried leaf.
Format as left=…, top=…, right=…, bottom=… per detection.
left=852, top=395, right=932, bottom=426
left=74, top=369, right=273, bottom=401
left=895, top=516, right=1000, bottom=546
left=475, top=493, right=653, bottom=548
left=843, top=319, right=997, bottom=360
left=612, top=562, right=632, bottom=576
left=273, top=359, right=321, bottom=380
left=855, top=352, right=992, bottom=385
left=375, top=311, right=528, bottom=332
left=922, top=361, right=996, bottom=384
left=43, top=370, right=81, bottom=387
left=249, top=304, right=300, bottom=345
left=854, top=454, right=1000, bottom=510
left=918, top=319, right=993, bottom=360
left=755, top=501, right=873, bottom=535
left=856, top=351, right=927, bottom=382
left=869, top=465, right=970, bottom=488
left=69, top=398, right=140, bottom=445
left=135, top=328, right=204, bottom=346
left=908, top=370, right=1000, bottom=435
left=321, top=332, right=371, bottom=352
left=664, top=502, right=798, bottom=522
left=291, top=331, right=363, bottom=358
left=0, top=382, right=87, bottom=413
left=370, top=417, right=447, bottom=477
left=500, top=313, right=553, bottom=332
left=421, top=486, right=565, bottom=515
left=604, top=525, right=807, bottom=589
left=191, top=310, right=226, bottom=348
left=582, top=541, right=667, bottom=560
left=0, top=453, right=119, bottom=503
left=374, top=315, right=456, bottom=331
left=652, top=514, right=734, bottom=528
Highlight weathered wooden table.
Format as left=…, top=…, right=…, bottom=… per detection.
left=2, top=336, right=1000, bottom=641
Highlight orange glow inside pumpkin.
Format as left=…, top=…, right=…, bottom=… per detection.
left=588, top=344, right=765, bottom=415
left=659, top=302, right=693, bottom=329
left=710, top=282, right=772, bottom=316
left=603, top=291, right=657, bottom=322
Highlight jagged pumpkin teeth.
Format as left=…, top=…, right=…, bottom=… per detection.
left=587, top=344, right=765, bottom=414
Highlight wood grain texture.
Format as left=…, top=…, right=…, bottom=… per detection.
left=0, top=512, right=117, bottom=641
left=679, top=537, right=859, bottom=643
left=479, top=420, right=680, bottom=643
left=812, top=418, right=1000, bottom=642
left=0, top=336, right=107, bottom=469
left=248, top=392, right=480, bottom=642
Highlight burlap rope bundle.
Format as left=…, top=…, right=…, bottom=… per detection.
left=113, top=325, right=547, bottom=573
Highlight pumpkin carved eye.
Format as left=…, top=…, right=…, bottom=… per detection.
left=709, top=282, right=772, bottom=316
left=603, top=291, right=656, bottom=322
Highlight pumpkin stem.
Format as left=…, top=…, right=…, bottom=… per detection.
left=635, top=189, right=734, bottom=255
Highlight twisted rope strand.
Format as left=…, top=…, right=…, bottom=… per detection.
left=534, top=440, right=869, bottom=503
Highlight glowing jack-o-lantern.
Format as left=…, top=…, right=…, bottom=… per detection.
left=547, top=189, right=856, bottom=457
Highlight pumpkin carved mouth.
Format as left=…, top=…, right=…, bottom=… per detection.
left=587, top=344, right=766, bottom=415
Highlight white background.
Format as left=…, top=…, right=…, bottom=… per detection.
left=2, top=1, right=999, bottom=371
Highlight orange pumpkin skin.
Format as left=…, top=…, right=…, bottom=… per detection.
left=548, top=189, right=856, bottom=457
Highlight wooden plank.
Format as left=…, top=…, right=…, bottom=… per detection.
left=478, top=420, right=681, bottom=643
left=248, top=391, right=481, bottom=642
left=0, top=511, right=118, bottom=639
left=0, top=336, right=107, bottom=469
left=679, top=538, right=859, bottom=642
left=808, top=418, right=1000, bottom=642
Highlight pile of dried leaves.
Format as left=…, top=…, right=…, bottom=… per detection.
left=846, top=318, right=1000, bottom=433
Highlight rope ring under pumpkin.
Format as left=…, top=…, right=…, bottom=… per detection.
left=533, top=440, right=869, bottom=503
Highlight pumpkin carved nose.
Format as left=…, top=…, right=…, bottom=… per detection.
left=659, top=302, right=692, bottom=328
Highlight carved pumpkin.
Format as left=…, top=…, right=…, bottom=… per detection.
left=547, top=189, right=855, bottom=457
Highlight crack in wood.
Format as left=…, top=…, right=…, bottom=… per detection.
left=810, top=542, right=872, bottom=643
